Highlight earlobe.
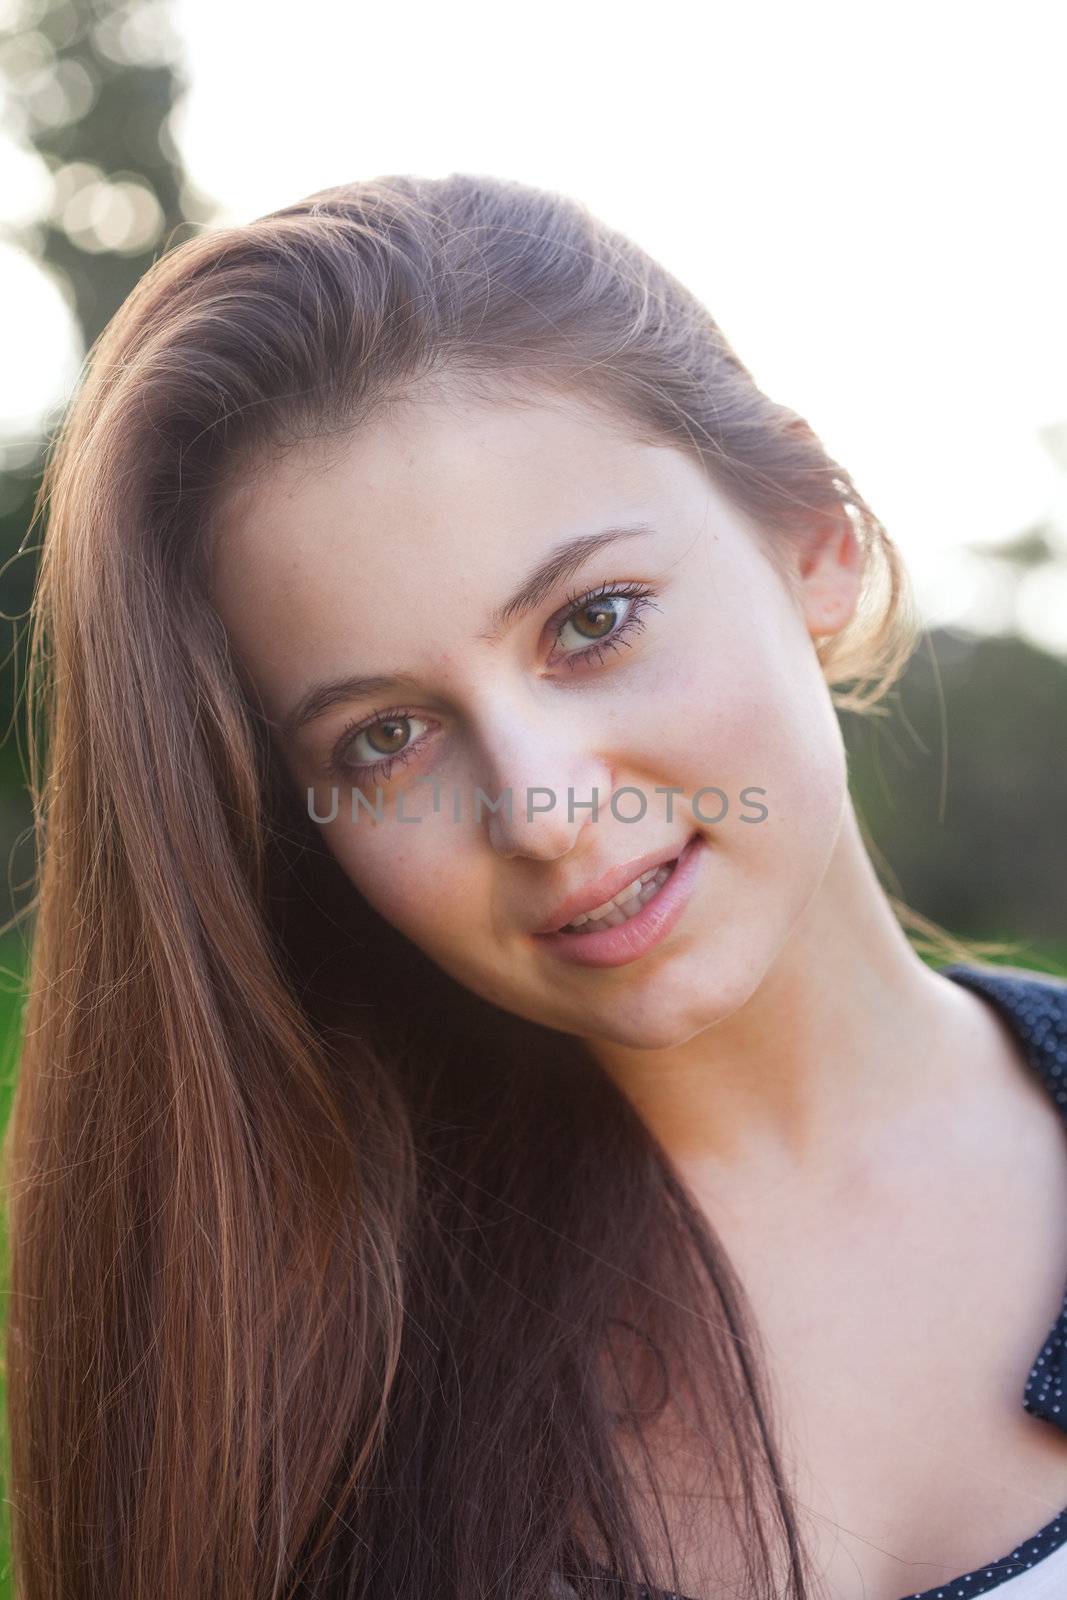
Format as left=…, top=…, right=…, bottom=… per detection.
left=796, top=511, right=862, bottom=639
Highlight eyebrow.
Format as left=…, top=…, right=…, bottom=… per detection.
left=279, top=522, right=656, bottom=742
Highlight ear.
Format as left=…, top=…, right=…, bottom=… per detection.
left=792, top=509, right=862, bottom=640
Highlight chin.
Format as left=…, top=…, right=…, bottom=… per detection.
left=588, top=1013, right=710, bottom=1053
left=579, top=979, right=729, bottom=1052
left=603, top=948, right=765, bottom=1046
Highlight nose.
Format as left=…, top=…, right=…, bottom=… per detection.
left=479, top=718, right=615, bottom=862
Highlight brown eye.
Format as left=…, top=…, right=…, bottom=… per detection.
left=547, top=583, right=660, bottom=672
left=556, top=595, right=628, bottom=653
left=329, top=711, right=432, bottom=780
left=363, top=717, right=412, bottom=757
left=571, top=602, right=619, bottom=641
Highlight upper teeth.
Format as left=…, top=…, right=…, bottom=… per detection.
left=562, top=865, right=666, bottom=928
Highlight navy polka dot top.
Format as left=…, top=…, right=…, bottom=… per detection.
left=580, top=963, right=1067, bottom=1600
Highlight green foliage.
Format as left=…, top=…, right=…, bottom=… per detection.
left=843, top=630, right=1067, bottom=947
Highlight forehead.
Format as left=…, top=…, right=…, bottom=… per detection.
left=212, top=386, right=688, bottom=573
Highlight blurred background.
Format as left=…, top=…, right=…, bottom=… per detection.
left=0, top=0, right=1065, bottom=1585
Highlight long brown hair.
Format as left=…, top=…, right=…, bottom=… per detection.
left=1, top=172, right=1012, bottom=1599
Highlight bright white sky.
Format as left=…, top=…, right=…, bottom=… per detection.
left=3, top=0, right=1067, bottom=649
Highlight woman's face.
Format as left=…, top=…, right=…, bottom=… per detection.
left=209, top=380, right=860, bottom=1050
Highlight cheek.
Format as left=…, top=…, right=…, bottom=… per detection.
left=335, top=826, right=517, bottom=1012
left=656, top=635, right=847, bottom=851
left=718, top=677, right=847, bottom=889
left=319, top=810, right=482, bottom=940
left=653, top=648, right=846, bottom=975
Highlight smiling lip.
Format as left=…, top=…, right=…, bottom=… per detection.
left=530, top=832, right=705, bottom=969
left=531, top=835, right=698, bottom=936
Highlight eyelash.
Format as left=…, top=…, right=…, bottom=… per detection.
left=325, top=579, right=661, bottom=784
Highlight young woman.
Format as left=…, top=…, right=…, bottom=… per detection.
left=4, top=172, right=1067, bottom=1600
